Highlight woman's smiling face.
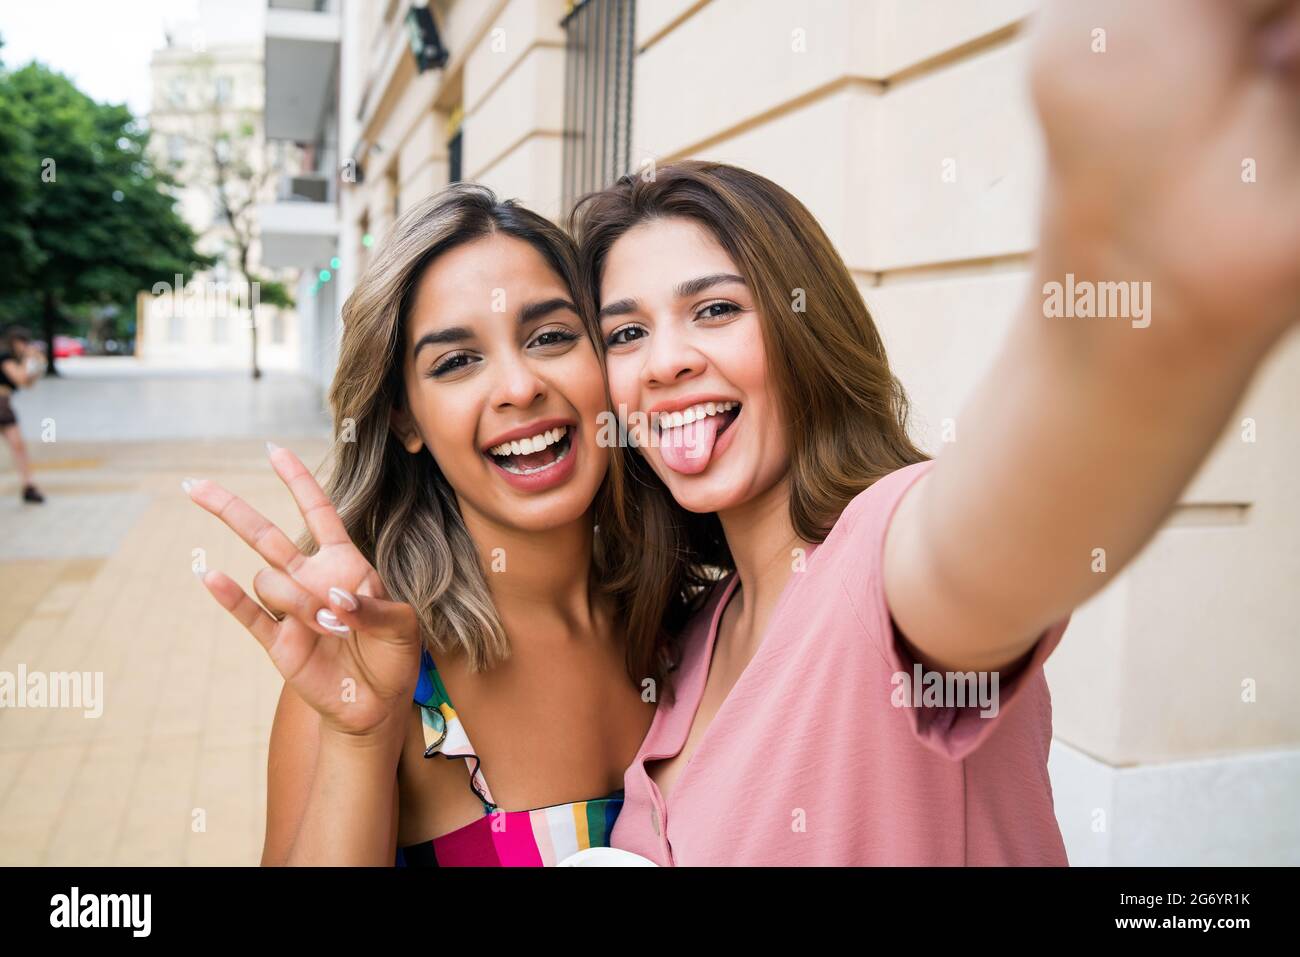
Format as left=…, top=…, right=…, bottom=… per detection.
left=391, top=232, right=608, bottom=532
left=598, top=216, right=789, bottom=514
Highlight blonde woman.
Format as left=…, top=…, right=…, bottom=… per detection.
left=184, top=184, right=656, bottom=865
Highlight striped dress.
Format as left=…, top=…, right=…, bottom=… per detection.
left=395, top=647, right=624, bottom=867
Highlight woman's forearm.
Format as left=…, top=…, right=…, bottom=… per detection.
left=886, top=192, right=1292, bottom=674
left=885, top=0, right=1300, bottom=676
left=284, top=727, right=403, bottom=866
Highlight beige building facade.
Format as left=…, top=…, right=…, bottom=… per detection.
left=144, top=0, right=303, bottom=372
left=268, top=0, right=1300, bottom=864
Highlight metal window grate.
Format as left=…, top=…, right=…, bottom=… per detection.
left=448, top=129, right=463, bottom=184
left=562, top=0, right=635, bottom=213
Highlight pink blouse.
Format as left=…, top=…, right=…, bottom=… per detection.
left=612, top=460, right=1071, bottom=865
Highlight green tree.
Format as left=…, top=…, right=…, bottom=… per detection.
left=0, top=57, right=210, bottom=373
left=0, top=39, right=43, bottom=314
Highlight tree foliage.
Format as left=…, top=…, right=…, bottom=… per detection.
left=0, top=46, right=210, bottom=367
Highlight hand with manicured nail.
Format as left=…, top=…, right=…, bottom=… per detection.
left=182, top=444, right=421, bottom=740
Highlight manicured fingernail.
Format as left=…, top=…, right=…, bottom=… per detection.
left=192, top=567, right=207, bottom=581
left=329, top=586, right=358, bottom=612
left=181, top=477, right=197, bottom=493
left=316, top=608, right=349, bottom=634
left=266, top=441, right=280, bottom=456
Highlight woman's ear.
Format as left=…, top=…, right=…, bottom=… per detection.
left=389, top=404, right=425, bottom=455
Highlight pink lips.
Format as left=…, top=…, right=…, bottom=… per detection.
left=485, top=427, right=579, bottom=493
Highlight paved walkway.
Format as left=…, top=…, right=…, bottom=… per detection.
left=0, top=360, right=333, bottom=865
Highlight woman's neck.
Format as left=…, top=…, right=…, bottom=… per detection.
left=715, top=477, right=806, bottom=658
left=459, top=506, right=605, bottom=642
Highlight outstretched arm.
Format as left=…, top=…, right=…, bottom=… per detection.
left=883, top=0, right=1300, bottom=675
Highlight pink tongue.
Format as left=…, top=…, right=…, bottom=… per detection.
left=659, top=414, right=721, bottom=474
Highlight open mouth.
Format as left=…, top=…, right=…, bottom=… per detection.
left=714, top=403, right=740, bottom=439
left=654, top=400, right=741, bottom=443
left=486, top=425, right=573, bottom=475
left=653, top=400, right=742, bottom=474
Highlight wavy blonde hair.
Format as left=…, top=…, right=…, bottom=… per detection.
left=296, top=183, right=636, bottom=677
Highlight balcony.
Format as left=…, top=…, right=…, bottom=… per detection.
left=264, top=0, right=340, bottom=143
left=258, top=173, right=338, bottom=269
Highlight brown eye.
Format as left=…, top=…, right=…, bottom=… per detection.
left=605, top=325, right=647, bottom=347
left=529, top=329, right=580, bottom=349
left=426, top=353, right=478, bottom=378
left=696, top=302, right=740, bottom=321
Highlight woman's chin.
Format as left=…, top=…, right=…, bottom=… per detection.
left=492, top=494, right=591, bottom=533
left=492, top=469, right=605, bottom=532
left=661, top=474, right=748, bottom=516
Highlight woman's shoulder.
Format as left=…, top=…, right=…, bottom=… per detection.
left=834, top=459, right=936, bottom=537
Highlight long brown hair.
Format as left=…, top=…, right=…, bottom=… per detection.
left=298, top=183, right=650, bottom=685
left=571, top=160, right=928, bottom=688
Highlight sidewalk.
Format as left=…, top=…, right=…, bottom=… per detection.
left=1, top=424, right=332, bottom=865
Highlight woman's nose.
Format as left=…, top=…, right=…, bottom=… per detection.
left=642, top=325, right=704, bottom=386
left=491, top=354, right=547, bottom=409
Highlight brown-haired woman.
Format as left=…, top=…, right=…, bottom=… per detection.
left=0, top=324, right=49, bottom=504
left=183, top=183, right=655, bottom=865
left=572, top=0, right=1300, bottom=865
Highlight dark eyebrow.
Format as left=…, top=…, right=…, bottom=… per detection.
left=598, top=273, right=747, bottom=322
left=519, top=297, right=578, bottom=325
left=413, top=326, right=472, bottom=358
left=675, top=273, right=746, bottom=299
left=597, top=298, right=638, bottom=321
left=412, top=298, right=578, bottom=359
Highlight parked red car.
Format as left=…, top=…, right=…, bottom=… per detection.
left=53, top=335, right=86, bottom=358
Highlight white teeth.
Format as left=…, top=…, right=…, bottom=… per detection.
left=657, top=401, right=738, bottom=430
left=495, top=436, right=573, bottom=474
left=489, top=425, right=569, bottom=457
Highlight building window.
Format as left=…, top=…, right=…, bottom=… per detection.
left=447, top=109, right=463, bottom=184
left=562, top=0, right=635, bottom=211
left=168, top=77, right=186, bottom=108
left=215, top=75, right=233, bottom=106
left=272, top=311, right=286, bottom=344
left=168, top=135, right=186, bottom=166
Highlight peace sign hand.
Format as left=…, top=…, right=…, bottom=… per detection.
left=184, top=442, right=421, bottom=741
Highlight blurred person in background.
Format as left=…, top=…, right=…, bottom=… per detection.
left=0, top=324, right=48, bottom=504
